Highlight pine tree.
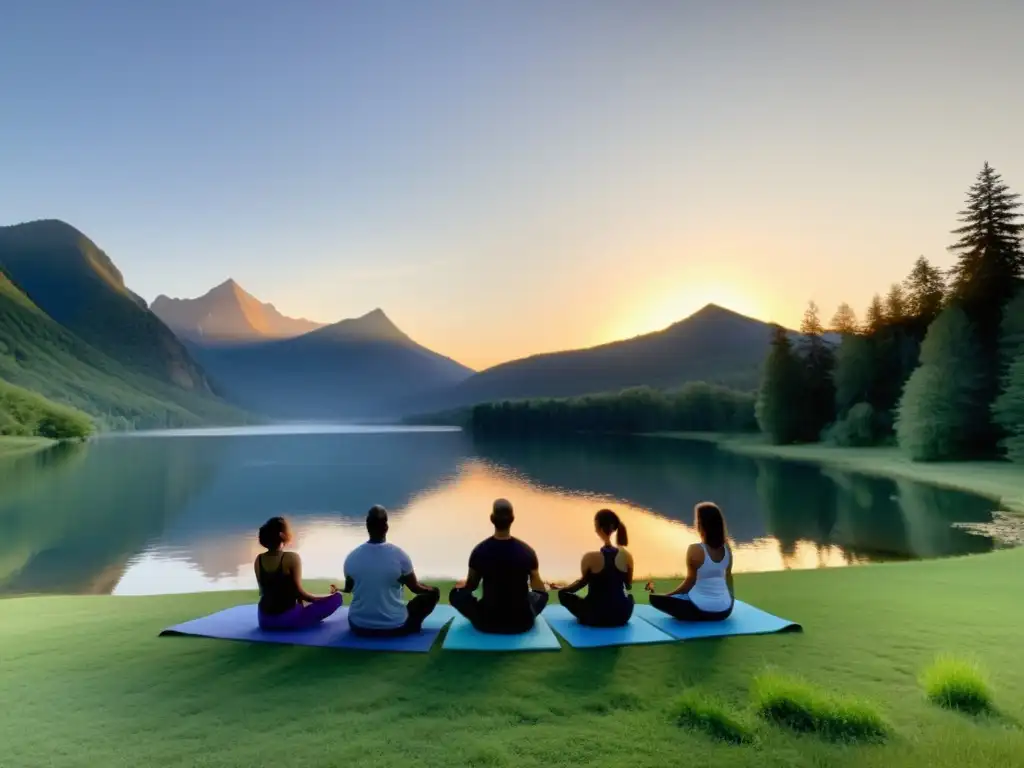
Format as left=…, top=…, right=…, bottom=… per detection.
left=797, top=301, right=836, bottom=440
left=756, top=324, right=804, bottom=444
left=903, top=256, right=946, bottom=327
left=833, top=333, right=876, bottom=416
left=895, top=305, right=989, bottom=460
left=992, top=288, right=1024, bottom=461
left=830, top=303, right=859, bottom=335
left=945, top=164, right=1024, bottom=451
left=864, top=294, right=886, bottom=334
left=885, top=283, right=907, bottom=323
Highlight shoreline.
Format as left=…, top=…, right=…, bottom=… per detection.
left=649, top=431, right=1024, bottom=514
left=0, top=436, right=55, bottom=458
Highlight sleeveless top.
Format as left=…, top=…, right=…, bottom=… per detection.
left=256, top=552, right=299, bottom=616
left=585, top=547, right=631, bottom=607
left=688, top=543, right=732, bottom=613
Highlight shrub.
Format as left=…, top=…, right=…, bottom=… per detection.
left=824, top=401, right=880, bottom=446
left=671, top=690, right=756, bottom=744
left=751, top=670, right=888, bottom=742
left=920, top=655, right=993, bottom=715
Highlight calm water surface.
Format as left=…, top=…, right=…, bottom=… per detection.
left=0, top=427, right=1002, bottom=596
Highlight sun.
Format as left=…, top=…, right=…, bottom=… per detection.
left=613, top=280, right=766, bottom=340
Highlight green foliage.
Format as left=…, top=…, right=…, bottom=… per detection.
left=824, top=402, right=881, bottom=447
left=756, top=325, right=804, bottom=444
left=920, top=655, right=993, bottom=715
left=469, top=382, right=757, bottom=436
left=896, top=305, right=989, bottom=460
left=797, top=301, right=836, bottom=440
left=670, top=690, right=757, bottom=744
left=0, top=379, right=93, bottom=439
left=885, top=283, right=907, bottom=323
left=903, top=256, right=947, bottom=327
left=865, top=293, right=886, bottom=334
left=830, top=302, right=858, bottom=334
left=833, top=333, right=876, bottom=416
left=751, top=669, right=889, bottom=742
left=0, top=267, right=247, bottom=430
left=993, top=290, right=1024, bottom=461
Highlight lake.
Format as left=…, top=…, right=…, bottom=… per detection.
left=0, top=426, right=1003, bottom=597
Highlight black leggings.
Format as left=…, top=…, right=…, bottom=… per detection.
left=449, top=587, right=549, bottom=634
left=348, top=590, right=441, bottom=637
left=558, top=590, right=634, bottom=628
left=649, top=594, right=733, bottom=622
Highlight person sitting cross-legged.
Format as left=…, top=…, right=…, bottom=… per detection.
left=555, top=508, right=635, bottom=628
left=646, top=501, right=734, bottom=622
left=343, top=505, right=440, bottom=637
left=449, top=498, right=549, bottom=634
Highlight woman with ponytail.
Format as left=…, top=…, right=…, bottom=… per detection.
left=254, top=516, right=342, bottom=631
left=555, top=508, right=634, bottom=627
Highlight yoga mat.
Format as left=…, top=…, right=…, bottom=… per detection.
left=441, top=615, right=562, bottom=652
left=160, top=604, right=457, bottom=653
left=633, top=600, right=801, bottom=640
left=542, top=605, right=676, bottom=648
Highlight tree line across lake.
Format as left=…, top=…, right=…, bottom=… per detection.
left=467, top=163, right=1024, bottom=464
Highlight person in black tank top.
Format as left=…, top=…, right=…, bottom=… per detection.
left=254, top=517, right=343, bottom=631
left=556, top=509, right=634, bottom=627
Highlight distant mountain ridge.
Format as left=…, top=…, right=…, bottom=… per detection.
left=174, top=286, right=475, bottom=419
left=152, top=279, right=324, bottom=343
left=405, top=303, right=782, bottom=414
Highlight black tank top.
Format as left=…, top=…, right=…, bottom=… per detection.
left=256, top=553, right=299, bottom=615
left=585, top=547, right=630, bottom=606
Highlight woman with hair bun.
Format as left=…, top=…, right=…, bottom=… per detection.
left=555, top=508, right=634, bottom=627
left=647, top=502, right=734, bottom=622
left=254, top=516, right=342, bottom=631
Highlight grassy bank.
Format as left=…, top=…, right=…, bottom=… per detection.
left=652, top=432, right=1024, bottom=514
left=0, top=435, right=54, bottom=457
left=2, top=551, right=1023, bottom=767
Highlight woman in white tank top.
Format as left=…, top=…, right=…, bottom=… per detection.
left=646, top=501, right=734, bottom=621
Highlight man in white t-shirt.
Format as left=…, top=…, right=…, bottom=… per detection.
left=342, top=505, right=440, bottom=637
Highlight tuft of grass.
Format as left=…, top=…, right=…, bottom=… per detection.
left=751, top=669, right=889, bottom=743
left=671, top=689, right=757, bottom=744
left=920, top=655, right=993, bottom=715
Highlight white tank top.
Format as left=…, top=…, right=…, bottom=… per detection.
left=688, top=543, right=732, bottom=613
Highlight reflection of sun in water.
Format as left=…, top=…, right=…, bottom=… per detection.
left=113, top=458, right=867, bottom=595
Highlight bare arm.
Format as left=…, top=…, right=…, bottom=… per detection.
left=664, top=546, right=700, bottom=597
left=559, top=554, right=593, bottom=594
left=342, top=575, right=355, bottom=594
left=529, top=568, right=547, bottom=592
left=288, top=554, right=326, bottom=603
left=459, top=567, right=481, bottom=592
left=400, top=570, right=439, bottom=595
left=726, top=560, right=734, bottom=599
left=623, top=550, right=634, bottom=591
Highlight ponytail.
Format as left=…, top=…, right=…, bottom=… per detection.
left=615, top=522, right=629, bottom=547
left=595, top=508, right=628, bottom=547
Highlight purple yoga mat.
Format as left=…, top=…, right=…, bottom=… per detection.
left=160, top=604, right=457, bottom=653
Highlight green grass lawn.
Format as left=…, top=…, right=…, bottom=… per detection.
left=2, top=550, right=1023, bottom=768
left=654, top=432, right=1024, bottom=514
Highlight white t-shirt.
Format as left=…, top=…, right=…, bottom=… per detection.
left=344, top=541, right=414, bottom=629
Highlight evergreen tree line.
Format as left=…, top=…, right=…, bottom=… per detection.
left=470, top=382, right=758, bottom=436
left=757, top=163, right=1024, bottom=462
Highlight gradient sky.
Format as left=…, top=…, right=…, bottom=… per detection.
left=2, top=1, right=1023, bottom=370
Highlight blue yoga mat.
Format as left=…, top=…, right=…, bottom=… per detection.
left=160, top=604, right=457, bottom=653
left=633, top=600, right=801, bottom=640
left=441, top=615, right=562, bottom=652
left=542, top=605, right=676, bottom=648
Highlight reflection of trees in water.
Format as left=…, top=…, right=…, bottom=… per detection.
left=0, top=438, right=221, bottom=595
left=753, top=458, right=839, bottom=564
left=470, top=434, right=769, bottom=542
left=895, top=480, right=995, bottom=559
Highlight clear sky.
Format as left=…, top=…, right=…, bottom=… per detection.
left=2, top=1, right=1023, bottom=370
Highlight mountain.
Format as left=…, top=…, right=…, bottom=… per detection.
left=185, top=306, right=474, bottom=419
left=406, top=304, right=779, bottom=414
left=0, top=220, right=210, bottom=391
left=152, top=279, right=324, bottom=343
left=0, top=221, right=246, bottom=429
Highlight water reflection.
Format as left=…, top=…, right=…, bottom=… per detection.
left=0, top=429, right=1001, bottom=596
